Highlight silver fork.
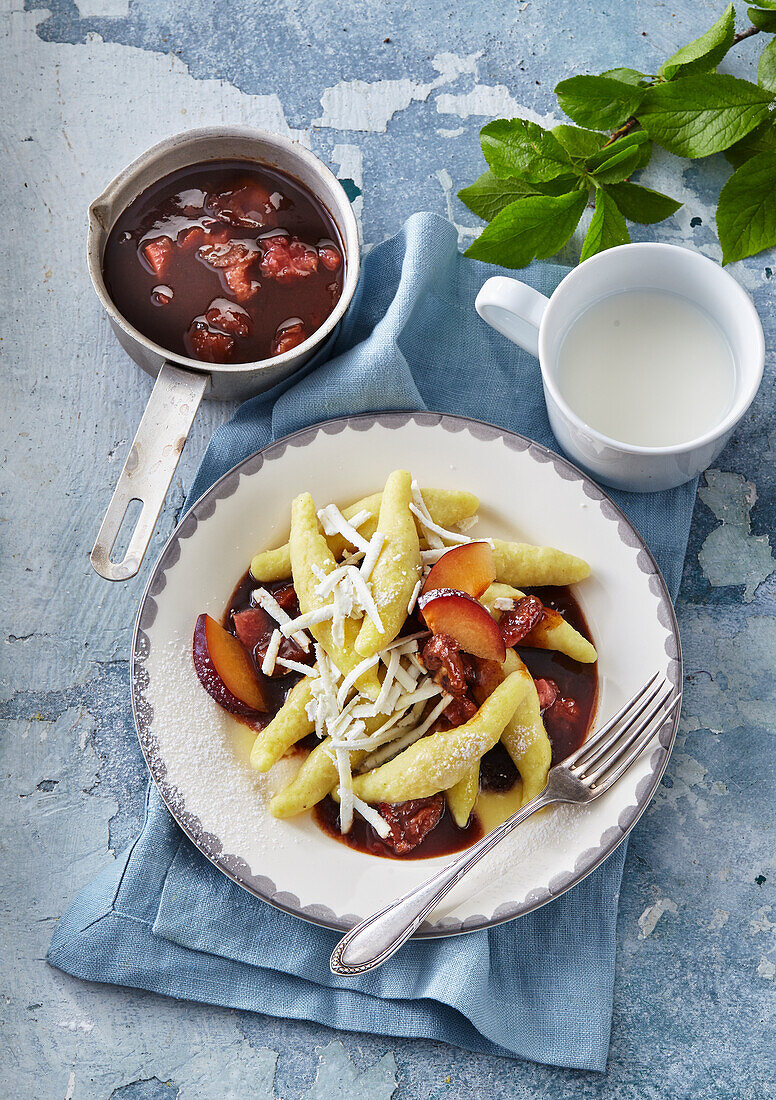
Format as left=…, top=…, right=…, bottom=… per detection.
left=330, top=673, right=680, bottom=976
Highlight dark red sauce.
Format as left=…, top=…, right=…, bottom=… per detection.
left=223, top=572, right=305, bottom=732
left=517, top=586, right=598, bottom=765
left=221, top=570, right=597, bottom=859
left=103, top=160, right=344, bottom=364
left=313, top=795, right=483, bottom=860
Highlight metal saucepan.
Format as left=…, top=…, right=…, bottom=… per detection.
left=88, top=126, right=360, bottom=581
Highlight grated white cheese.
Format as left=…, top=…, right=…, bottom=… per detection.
left=383, top=654, right=416, bottom=693
left=252, top=588, right=311, bottom=652
left=455, top=514, right=479, bottom=533
left=421, top=547, right=452, bottom=565
left=261, top=629, right=283, bottom=676
left=317, top=503, right=371, bottom=554
left=279, top=605, right=334, bottom=635
left=414, top=692, right=453, bottom=735
left=351, top=795, right=391, bottom=838
left=312, top=564, right=350, bottom=598
left=336, top=653, right=381, bottom=708
left=356, top=693, right=451, bottom=770
left=407, top=578, right=422, bottom=615
left=359, top=531, right=385, bottom=581
left=346, top=508, right=372, bottom=531
left=335, top=748, right=354, bottom=833
left=493, top=597, right=516, bottom=611
left=409, top=503, right=472, bottom=546
left=346, top=567, right=384, bottom=633
left=395, top=681, right=443, bottom=709
left=275, top=656, right=318, bottom=676
left=410, top=479, right=444, bottom=549
left=374, top=648, right=401, bottom=712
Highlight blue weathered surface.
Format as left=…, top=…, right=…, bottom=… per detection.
left=2, top=0, right=775, bottom=1095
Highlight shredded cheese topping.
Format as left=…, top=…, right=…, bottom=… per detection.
left=286, top=479, right=490, bottom=836
left=261, top=629, right=283, bottom=676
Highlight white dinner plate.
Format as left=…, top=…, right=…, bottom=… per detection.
left=131, top=412, right=681, bottom=936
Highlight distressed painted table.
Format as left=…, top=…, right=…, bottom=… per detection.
left=2, top=0, right=775, bottom=1096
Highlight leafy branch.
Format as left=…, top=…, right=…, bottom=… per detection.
left=459, top=3, right=776, bottom=267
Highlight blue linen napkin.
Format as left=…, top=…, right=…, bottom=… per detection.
left=49, top=212, right=695, bottom=1071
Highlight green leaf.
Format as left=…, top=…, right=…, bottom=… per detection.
left=584, top=130, right=649, bottom=171
left=748, top=0, right=776, bottom=7
left=480, top=118, right=574, bottom=181
left=750, top=5, right=776, bottom=28
left=590, top=145, right=642, bottom=183
left=458, top=171, right=540, bottom=221
left=724, top=119, right=776, bottom=165
left=659, top=3, right=735, bottom=80
left=465, top=191, right=587, bottom=268
left=607, top=181, right=683, bottom=223
left=580, top=188, right=630, bottom=260
left=637, top=73, right=774, bottom=157
left=551, top=125, right=607, bottom=159
left=600, top=67, right=649, bottom=86
left=554, top=75, right=645, bottom=130
left=759, top=37, right=776, bottom=91
left=716, top=150, right=776, bottom=263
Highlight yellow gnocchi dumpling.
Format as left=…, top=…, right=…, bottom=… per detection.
left=355, top=470, right=421, bottom=658
left=250, top=487, right=478, bottom=582
left=289, top=492, right=381, bottom=699
left=352, top=671, right=530, bottom=803
left=492, top=539, right=590, bottom=587
left=500, top=650, right=552, bottom=805
left=250, top=677, right=314, bottom=773
left=481, top=583, right=597, bottom=663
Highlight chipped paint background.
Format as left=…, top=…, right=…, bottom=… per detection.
left=2, top=0, right=775, bottom=1094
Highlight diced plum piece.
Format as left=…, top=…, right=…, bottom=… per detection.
left=272, top=321, right=307, bottom=356
left=421, top=632, right=469, bottom=696
left=553, top=694, right=581, bottom=725
left=419, top=588, right=506, bottom=663
left=259, top=235, right=318, bottom=284
left=318, top=244, right=342, bottom=271
left=377, top=794, right=445, bottom=854
left=205, top=298, right=251, bottom=338
left=187, top=322, right=235, bottom=363
left=421, top=542, right=496, bottom=600
left=534, top=678, right=559, bottom=710
left=193, top=613, right=268, bottom=715
left=232, top=608, right=310, bottom=677
left=500, top=595, right=546, bottom=647
left=223, top=263, right=258, bottom=303
left=177, top=225, right=206, bottom=251
left=232, top=607, right=275, bottom=652
left=197, top=239, right=258, bottom=269
left=270, top=583, right=300, bottom=615
left=469, top=655, right=504, bottom=706
left=141, top=236, right=173, bottom=275
left=443, top=694, right=478, bottom=726
left=209, top=181, right=274, bottom=228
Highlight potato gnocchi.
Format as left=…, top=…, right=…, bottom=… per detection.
left=193, top=471, right=598, bottom=858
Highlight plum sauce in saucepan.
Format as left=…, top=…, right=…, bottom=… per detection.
left=223, top=571, right=598, bottom=861
left=103, top=160, right=345, bottom=365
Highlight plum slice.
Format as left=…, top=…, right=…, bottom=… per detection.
left=193, top=613, right=268, bottom=715
left=419, top=588, right=506, bottom=663
left=421, top=541, right=496, bottom=599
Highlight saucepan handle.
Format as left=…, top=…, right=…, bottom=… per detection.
left=90, top=361, right=209, bottom=581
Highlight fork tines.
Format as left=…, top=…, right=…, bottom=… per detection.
left=566, top=674, right=681, bottom=795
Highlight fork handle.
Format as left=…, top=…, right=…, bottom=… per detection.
left=330, top=789, right=554, bottom=975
